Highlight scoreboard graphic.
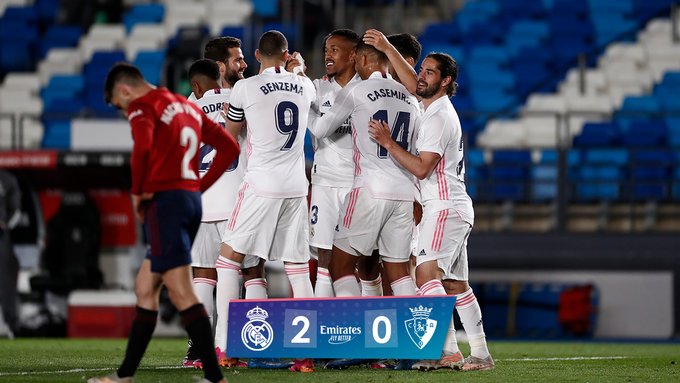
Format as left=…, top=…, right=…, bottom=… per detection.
left=227, top=295, right=456, bottom=359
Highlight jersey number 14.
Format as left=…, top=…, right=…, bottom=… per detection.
left=372, top=110, right=411, bottom=158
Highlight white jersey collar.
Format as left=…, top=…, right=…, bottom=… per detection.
left=262, top=66, right=290, bottom=74
left=368, top=71, right=392, bottom=80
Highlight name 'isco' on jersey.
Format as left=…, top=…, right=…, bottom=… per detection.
left=310, top=74, right=360, bottom=187
left=310, top=72, right=420, bottom=201
left=192, top=88, right=247, bottom=222
left=227, top=66, right=316, bottom=198
left=416, top=95, right=474, bottom=225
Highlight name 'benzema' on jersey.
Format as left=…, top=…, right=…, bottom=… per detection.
left=259, top=81, right=305, bottom=95
left=227, top=66, right=316, bottom=198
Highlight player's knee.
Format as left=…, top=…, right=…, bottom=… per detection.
left=443, top=279, right=470, bottom=295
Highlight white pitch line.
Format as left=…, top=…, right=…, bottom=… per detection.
left=501, top=356, right=629, bottom=362
left=0, top=357, right=631, bottom=377
left=0, top=365, right=186, bottom=377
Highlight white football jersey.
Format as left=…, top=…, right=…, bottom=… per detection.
left=310, top=71, right=420, bottom=201
left=310, top=74, right=360, bottom=187
left=416, top=95, right=473, bottom=225
left=227, top=66, right=316, bottom=198
left=193, top=88, right=246, bottom=222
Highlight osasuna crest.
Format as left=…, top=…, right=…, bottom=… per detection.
left=241, top=306, right=274, bottom=351
left=404, top=305, right=437, bottom=350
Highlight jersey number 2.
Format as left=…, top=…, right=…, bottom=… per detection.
left=276, top=101, right=299, bottom=151
left=372, top=110, right=411, bottom=158
left=180, top=126, right=199, bottom=180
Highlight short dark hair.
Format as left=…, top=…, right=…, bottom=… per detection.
left=356, top=41, right=388, bottom=65
left=323, top=28, right=360, bottom=48
left=104, top=62, right=144, bottom=103
left=426, top=52, right=458, bottom=97
left=258, top=30, right=288, bottom=57
left=188, top=59, right=220, bottom=82
left=204, top=36, right=242, bottom=62
left=387, top=33, right=422, bottom=63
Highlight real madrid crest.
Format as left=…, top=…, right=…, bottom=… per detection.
left=241, top=306, right=274, bottom=351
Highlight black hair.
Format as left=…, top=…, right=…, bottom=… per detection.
left=387, top=33, right=422, bottom=63
left=188, top=59, right=220, bottom=82
left=104, top=62, right=144, bottom=104
left=426, top=52, right=458, bottom=96
left=204, top=36, right=242, bottom=62
left=323, top=28, right=360, bottom=48
left=355, top=41, right=388, bottom=65
left=258, top=30, right=288, bottom=57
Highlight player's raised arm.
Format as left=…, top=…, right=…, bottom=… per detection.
left=368, top=119, right=440, bottom=180
left=199, top=112, right=240, bottom=192
left=363, top=29, right=418, bottom=95
left=309, top=85, right=354, bottom=138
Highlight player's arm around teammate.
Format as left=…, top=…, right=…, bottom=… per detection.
left=363, top=29, right=418, bottom=96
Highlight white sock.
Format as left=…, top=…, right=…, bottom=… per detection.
left=284, top=262, right=314, bottom=298
left=215, top=256, right=241, bottom=352
left=419, top=279, right=447, bottom=296
left=333, top=275, right=361, bottom=297
left=193, top=277, right=216, bottom=326
left=443, top=315, right=460, bottom=355
left=315, top=267, right=334, bottom=297
left=456, top=288, right=490, bottom=359
left=360, top=276, right=383, bottom=296
left=390, top=275, right=417, bottom=296
left=244, top=278, right=268, bottom=299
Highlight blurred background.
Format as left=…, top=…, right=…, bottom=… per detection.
left=0, top=0, right=679, bottom=342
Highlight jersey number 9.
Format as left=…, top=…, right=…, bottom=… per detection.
left=276, top=101, right=299, bottom=151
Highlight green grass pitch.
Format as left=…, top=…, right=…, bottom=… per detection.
left=1, top=338, right=679, bottom=382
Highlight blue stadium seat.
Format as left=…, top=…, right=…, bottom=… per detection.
left=667, top=118, right=680, bottom=147
left=253, top=0, right=279, bottom=18
left=41, top=119, right=71, bottom=149
left=573, top=122, right=622, bottom=147
left=2, top=6, right=38, bottom=23
left=467, top=149, right=486, bottom=167
left=633, top=150, right=674, bottom=165
left=620, top=96, right=661, bottom=114
left=575, top=183, right=620, bottom=201
left=583, top=149, right=629, bottom=165
left=134, top=50, right=165, bottom=85
left=420, top=23, right=462, bottom=44
left=622, top=121, right=667, bottom=147
left=220, top=27, right=246, bottom=43
left=123, top=3, right=165, bottom=31
left=37, top=25, right=82, bottom=58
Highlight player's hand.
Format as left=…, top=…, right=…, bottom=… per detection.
left=220, top=102, right=229, bottom=123
left=132, top=193, right=154, bottom=223
left=286, top=52, right=306, bottom=75
left=363, top=29, right=391, bottom=53
left=368, top=118, right=392, bottom=147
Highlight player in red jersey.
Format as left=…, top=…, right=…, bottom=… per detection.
left=88, top=63, right=239, bottom=383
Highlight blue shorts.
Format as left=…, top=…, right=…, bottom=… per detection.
left=144, top=190, right=202, bottom=273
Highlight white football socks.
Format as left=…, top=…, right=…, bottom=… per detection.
left=284, top=262, right=314, bottom=298
left=360, top=275, right=383, bottom=296
left=315, top=267, right=335, bottom=297
left=390, top=275, right=417, bottom=296
left=215, top=256, right=241, bottom=352
left=244, top=278, right=268, bottom=299
left=192, top=277, right=216, bottom=326
left=333, top=275, right=361, bottom=297
left=456, top=288, right=490, bottom=359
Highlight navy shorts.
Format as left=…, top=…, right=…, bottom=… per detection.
left=144, top=190, right=202, bottom=273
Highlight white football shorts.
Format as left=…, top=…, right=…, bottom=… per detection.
left=223, top=183, right=310, bottom=264
left=334, top=187, right=413, bottom=262
left=190, top=220, right=227, bottom=268
left=309, top=184, right=351, bottom=251
left=415, top=207, right=472, bottom=281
